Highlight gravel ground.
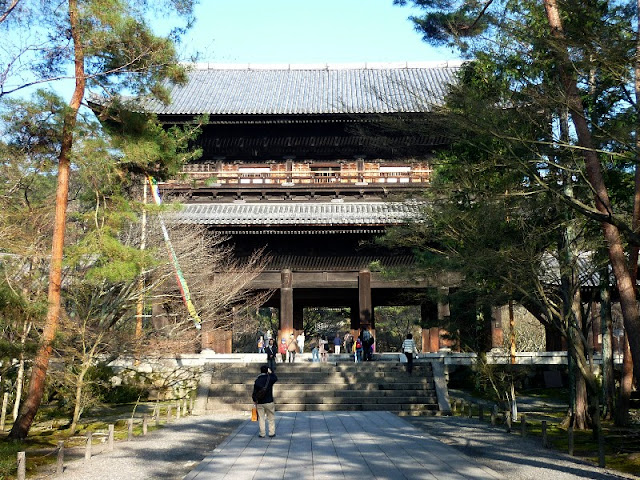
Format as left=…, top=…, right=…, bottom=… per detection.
left=406, top=416, right=637, bottom=480
left=33, top=412, right=637, bottom=480
left=34, top=413, right=246, bottom=480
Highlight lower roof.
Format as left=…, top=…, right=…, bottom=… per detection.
left=175, top=201, right=420, bottom=228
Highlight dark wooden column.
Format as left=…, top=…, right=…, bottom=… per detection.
left=356, top=157, right=366, bottom=184
left=420, top=301, right=438, bottom=352
left=279, top=269, right=293, bottom=341
left=436, top=286, right=451, bottom=351
left=358, top=269, right=372, bottom=329
left=491, top=306, right=505, bottom=349
left=284, top=157, right=294, bottom=184
left=428, top=327, right=440, bottom=353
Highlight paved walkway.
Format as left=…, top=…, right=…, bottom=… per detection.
left=185, top=411, right=501, bottom=480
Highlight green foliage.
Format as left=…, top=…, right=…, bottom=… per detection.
left=304, top=308, right=350, bottom=339
left=374, top=306, right=421, bottom=352
left=86, top=363, right=149, bottom=404
left=0, top=441, right=24, bottom=478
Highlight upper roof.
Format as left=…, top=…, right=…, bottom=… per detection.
left=138, top=61, right=462, bottom=116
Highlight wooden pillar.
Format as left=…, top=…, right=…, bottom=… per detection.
left=437, top=287, right=450, bottom=323
left=491, top=306, right=505, bottom=349
left=420, top=301, right=438, bottom=352
left=429, top=327, right=440, bottom=352
left=284, top=157, right=294, bottom=184
left=421, top=328, right=429, bottom=353
left=279, top=269, right=294, bottom=340
left=358, top=270, right=372, bottom=329
left=207, top=328, right=232, bottom=353
left=435, top=287, right=450, bottom=352
left=355, top=156, right=366, bottom=184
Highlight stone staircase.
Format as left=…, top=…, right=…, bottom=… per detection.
left=197, top=360, right=450, bottom=416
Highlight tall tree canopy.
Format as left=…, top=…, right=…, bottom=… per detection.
left=395, top=0, right=640, bottom=412
left=1, top=0, right=198, bottom=439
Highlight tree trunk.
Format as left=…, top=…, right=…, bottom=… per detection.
left=574, top=354, right=589, bottom=429
left=600, top=281, right=615, bottom=419
left=616, top=334, right=633, bottom=426
left=543, top=0, right=640, bottom=385
left=8, top=0, right=85, bottom=440
left=572, top=288, right=590, bottom=429
left=12, top=355, right=24, bottom=422
left=69, top=370, right=88, bottom=435
left=12, top=320, right=31, bottom=421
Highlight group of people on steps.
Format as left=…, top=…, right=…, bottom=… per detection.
left=257, top=327, right=380, bottom=366
left=251, top=331, right=420, bottom=438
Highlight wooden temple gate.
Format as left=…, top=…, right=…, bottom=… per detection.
left=150, top=62, right=477, bottom=353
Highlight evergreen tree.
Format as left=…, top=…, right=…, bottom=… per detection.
left=2, top=0, right=197, bottom=439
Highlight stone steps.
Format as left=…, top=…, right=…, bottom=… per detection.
left=201, top=361, right=446, bottom=415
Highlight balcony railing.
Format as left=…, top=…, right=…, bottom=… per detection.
left=175, top=165, right=431, bottom=186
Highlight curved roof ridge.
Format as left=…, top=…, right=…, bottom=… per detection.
left=189, top=60, right=463, bottom=71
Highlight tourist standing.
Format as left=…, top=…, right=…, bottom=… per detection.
left=265, top=338, right=277, bottom=372
left=311, top=341, right=320, bottom=362
left=297, top=332, right=306, bottom=353
left=362, top=327, right=373, bottom=361
left=287, top=334, right=299, bottom=363
left=344, top=333, right=353, bottom=357
left=333, top=334, right=342, bottom=354
left=401, top=333, right=419, bottom=375
left=354, top=336, right=363, bottom=363
left=278, top=338, right=287, bottom=363
left=319, top=335, right=329, bottom=362
left=252, top=365, right=278, bottom=438
left=257, top=335, right=265, bottom=353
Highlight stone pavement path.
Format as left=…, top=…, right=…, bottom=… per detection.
left=186, top=411, right=502, bottom=479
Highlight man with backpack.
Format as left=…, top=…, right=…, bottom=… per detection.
left=362, top=327, right=374, bottom=361
left=252, top=365, right=278, bottom=438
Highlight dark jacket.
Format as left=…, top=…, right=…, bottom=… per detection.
left=265, top=345, right=277, bottom=360
left=252, top=372, right=278, bottom=404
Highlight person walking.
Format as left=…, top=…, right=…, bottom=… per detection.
left=252, top=365, right=278, bottom=438
left=278, top=338, right=287, bottom=363
left=297, top=332, right=305, bottom=354
left=362, top=327, right=373, bottom=361
left=287, top=334, right=298, bottom=363
left=311, top=341, right=320, bottom=362
left=401, top=333, right=419, bottom=375
left=344, top=333, right=353, bottom=357
left=265, top=338, right=277, bottom=372
left=319, top=335, right=329, bottom=362
left=333, top=334, right=342, bottom=355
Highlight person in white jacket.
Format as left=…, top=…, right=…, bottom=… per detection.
left=401, top=333, right=419, bottom=375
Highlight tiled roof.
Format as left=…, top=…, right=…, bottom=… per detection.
left=175, top=202, right=419, bottom=226
left=139, top=62, right=461, bottom=116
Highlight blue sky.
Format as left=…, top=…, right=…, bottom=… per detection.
left=176, top=0, right=458, bottom=64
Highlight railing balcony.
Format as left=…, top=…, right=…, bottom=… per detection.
left=175, top=165, right=431, bottom=187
